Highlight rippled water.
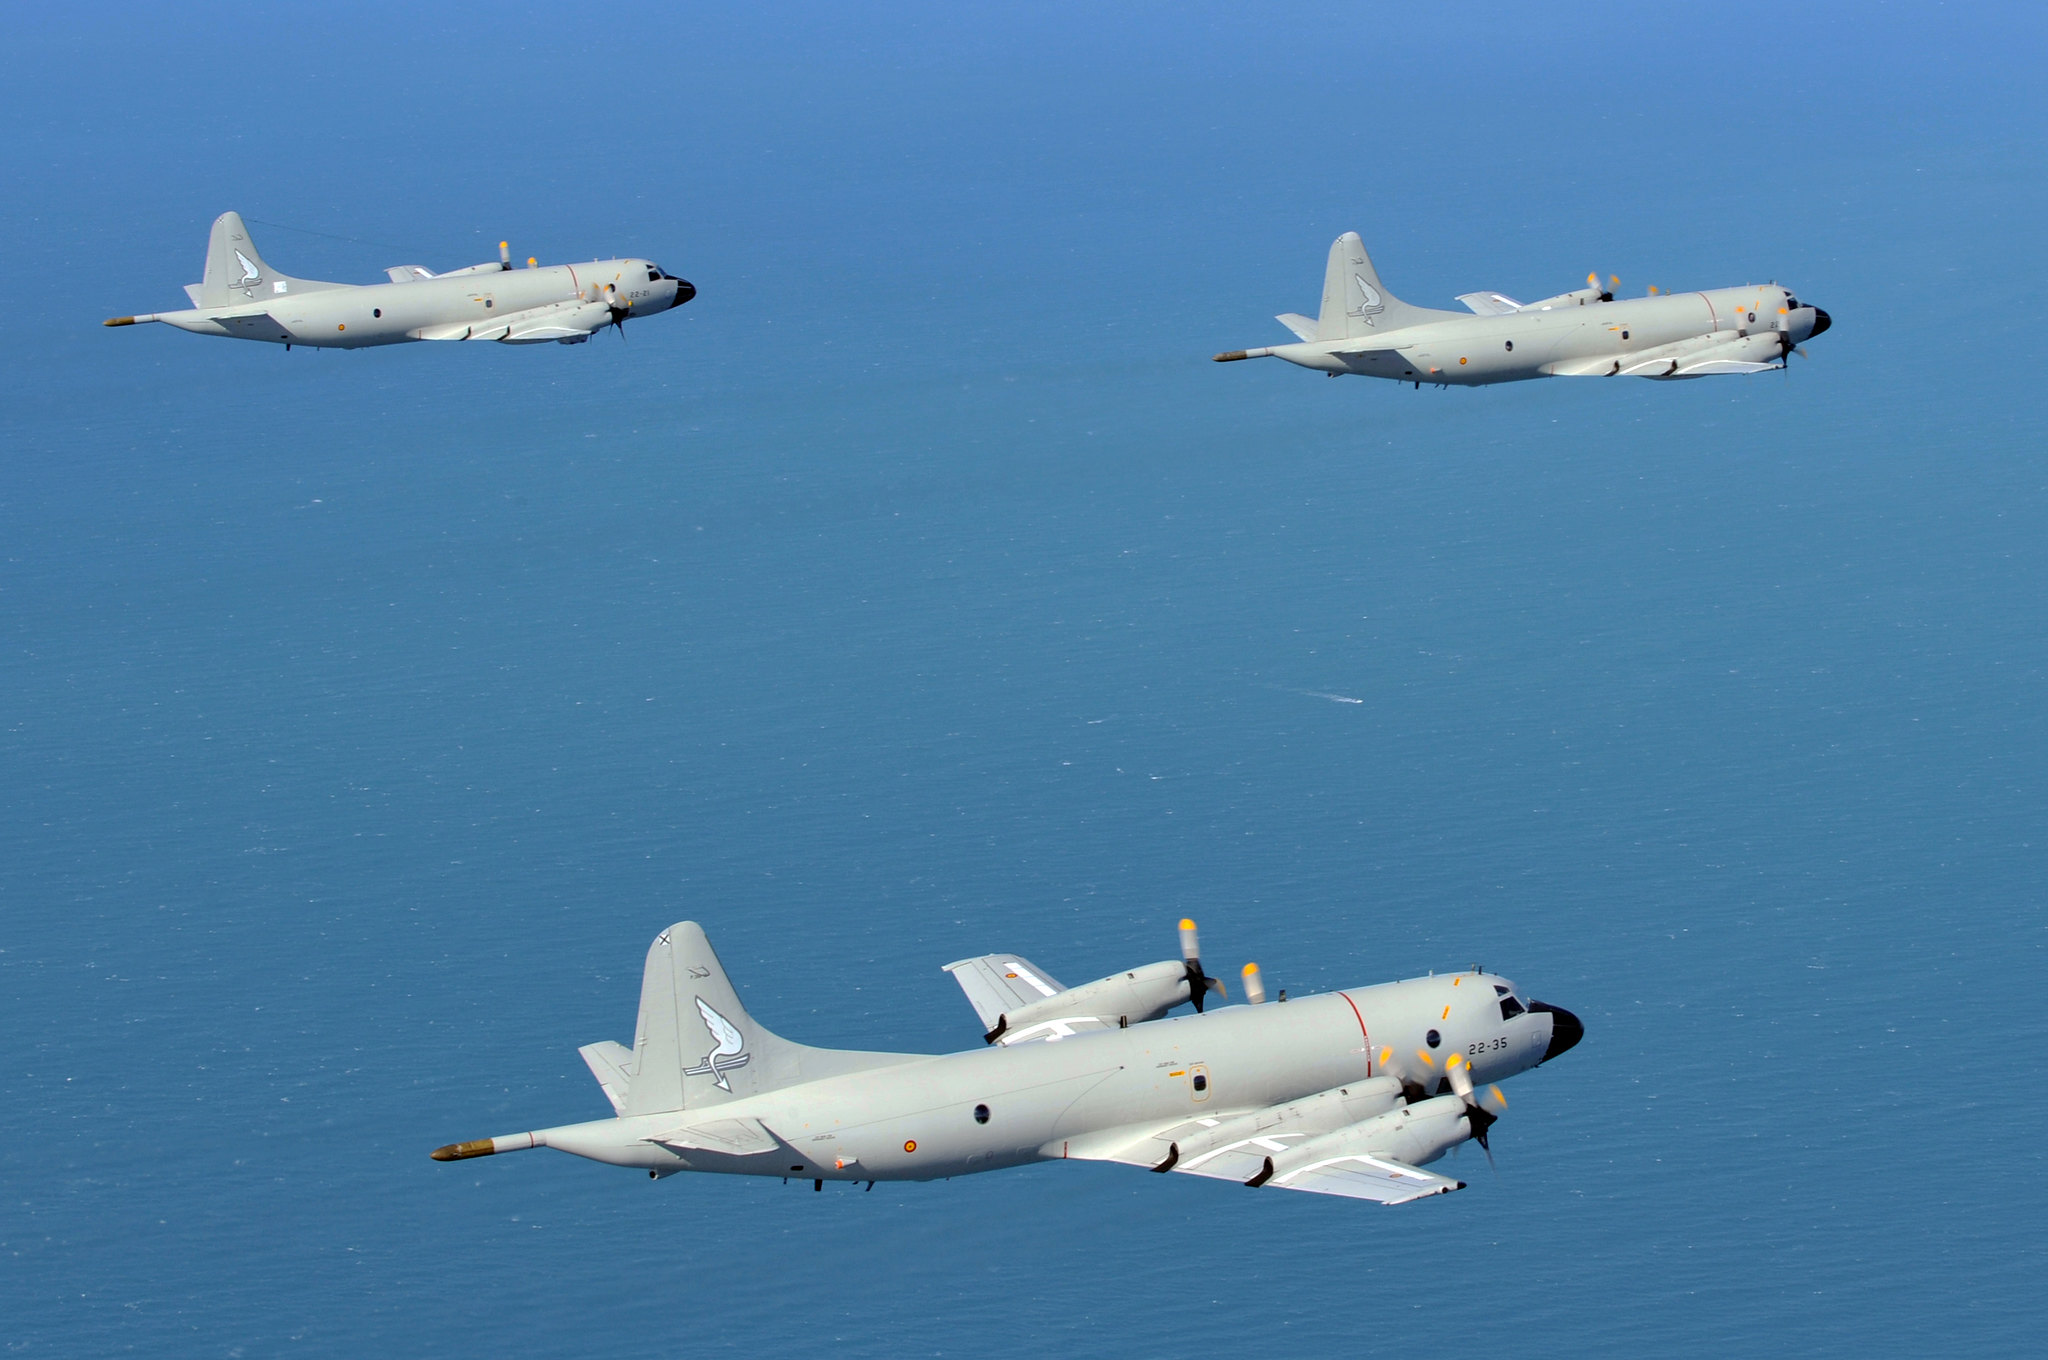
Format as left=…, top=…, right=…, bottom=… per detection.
left=5, top=4, right=2044, bottom=1356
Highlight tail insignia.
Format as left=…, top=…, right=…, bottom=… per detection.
left=1350, top=275, right=1384, bottom=325
left=686, top=996, right=751, bottom=1091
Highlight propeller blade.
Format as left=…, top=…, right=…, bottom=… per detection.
left=1240, top=962, right=1266, bottom=1005
left=1445, top=1054, right=1501, bottom=1166
left=1178, top=918, right=1221, bottom=1011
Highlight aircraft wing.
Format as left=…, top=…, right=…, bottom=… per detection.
left=1261, top=1150, right=1462, bottom=1203
left=1059, top=1108, right=1464, bottom=1205
left=1551, top=331, right=1788, bottom=379
left=942, top=953, right=1068, bottom=1029
left=1456, top=291, right=1523, bottom=316
left=410, top=299, right=615, bottom=344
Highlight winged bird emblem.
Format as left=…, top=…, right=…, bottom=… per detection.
left=1349, top=273, right=1385, bottom=325
left=234, top=250, right=261, bottom=286
left=684, top=996, right=750, bottom=1091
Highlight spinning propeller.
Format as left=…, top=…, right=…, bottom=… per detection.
left=1178, top=918, right=1227, bottom=1013
left=600, top=283, right=633, bottom=338
left=1444, top=1052, right=1507, bottom=1169
left=1773, top=307, right=1811, bottom=367
left=1588, top=271, right=1618, bottom=302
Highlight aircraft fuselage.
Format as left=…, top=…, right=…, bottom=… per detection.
left=134, top=259, right=690, bottom=348
left=1251, top=286, right=1826, bottom=385
left=524, top=971, right=1568, bottom=1184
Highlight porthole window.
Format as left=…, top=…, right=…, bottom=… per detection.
left=486, top=299, right=494, bottom=308
left=1504, top=340, right=1513, bottom=352
left=972, top=1103, right=990, bottom=1125
left=1747, top=312, right=1756, bottom=323
left=372, top=308, right=381, bottom=318
left=1621, top=330, right=1630, bottom=340
left=1191, top=1073, right=1209, bottom=1092
left=1426, top=1029, right=1442, bottom=1049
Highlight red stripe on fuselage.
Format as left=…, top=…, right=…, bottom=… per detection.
left=1338, top=991, right=1372, bottom=1074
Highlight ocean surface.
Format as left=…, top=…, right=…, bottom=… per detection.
left=4, top=4, right=2044, bottom=1355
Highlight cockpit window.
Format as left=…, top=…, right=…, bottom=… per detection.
left=1495, top=985, right=1527, bottom=1020
left=647, top=268, right=661, bottom=283
left=1787, top=296, right=1799, bottom=308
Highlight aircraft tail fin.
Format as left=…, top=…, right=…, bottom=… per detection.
left=616, top=921, right=913, bottom=1117
left=1315, top=232, right=1434, bottom=339
left=192, top=212, right=341, bottom=307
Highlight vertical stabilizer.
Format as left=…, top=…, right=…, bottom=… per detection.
left=617, top=921, right=915, bottom=1117
left=1315, top=232, right=1433, bottom=339
left=193, top=212, right=341, bottom=307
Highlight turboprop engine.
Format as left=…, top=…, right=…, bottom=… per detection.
left=984, top=958, right=1191, bottom=1042
left=980, top=918, right=1230, bottom=1043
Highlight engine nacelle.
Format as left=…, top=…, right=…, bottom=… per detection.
left=1522, top=284, right=1609, bottom=310
left=435, top=260, right=513, bottom=277
left=990, top=959, right=1190, bottom=1041
left=1170, top=1077, right=1403, bottom=1164
left=1276, top=1094, right=1478, bottom=1173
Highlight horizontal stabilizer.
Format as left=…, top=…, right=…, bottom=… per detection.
left=644, top=1115, right=780, bottom=1156
left=1456, top=291, right=1523, bottom=317
left=1275, top=312, right=1320, bottom=341
left=579, top=1040, right=634, bottom=1115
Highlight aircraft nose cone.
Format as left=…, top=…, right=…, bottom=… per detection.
left=673, top=279, right=697, bottom=307
left=1528, top=1002, right=1584, bottom=1063
left=1808, top=307, right=1831, bottom=338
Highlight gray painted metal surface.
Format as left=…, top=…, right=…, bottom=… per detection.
left=1216, top=232, right=1831, bottom=385
left=433, top=920, right=1584, bottom=1206
left=105, top=212, right=692, bottom=348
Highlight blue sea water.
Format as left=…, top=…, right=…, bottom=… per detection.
left=4, top=3, right=2045, bottom=1355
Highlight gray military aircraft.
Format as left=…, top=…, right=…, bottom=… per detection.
left=104, top=211, right=692, bottom=348
left=1215, top=232, right=1830, bottom=385
left=431, top=918, right=1583, bottom=1204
